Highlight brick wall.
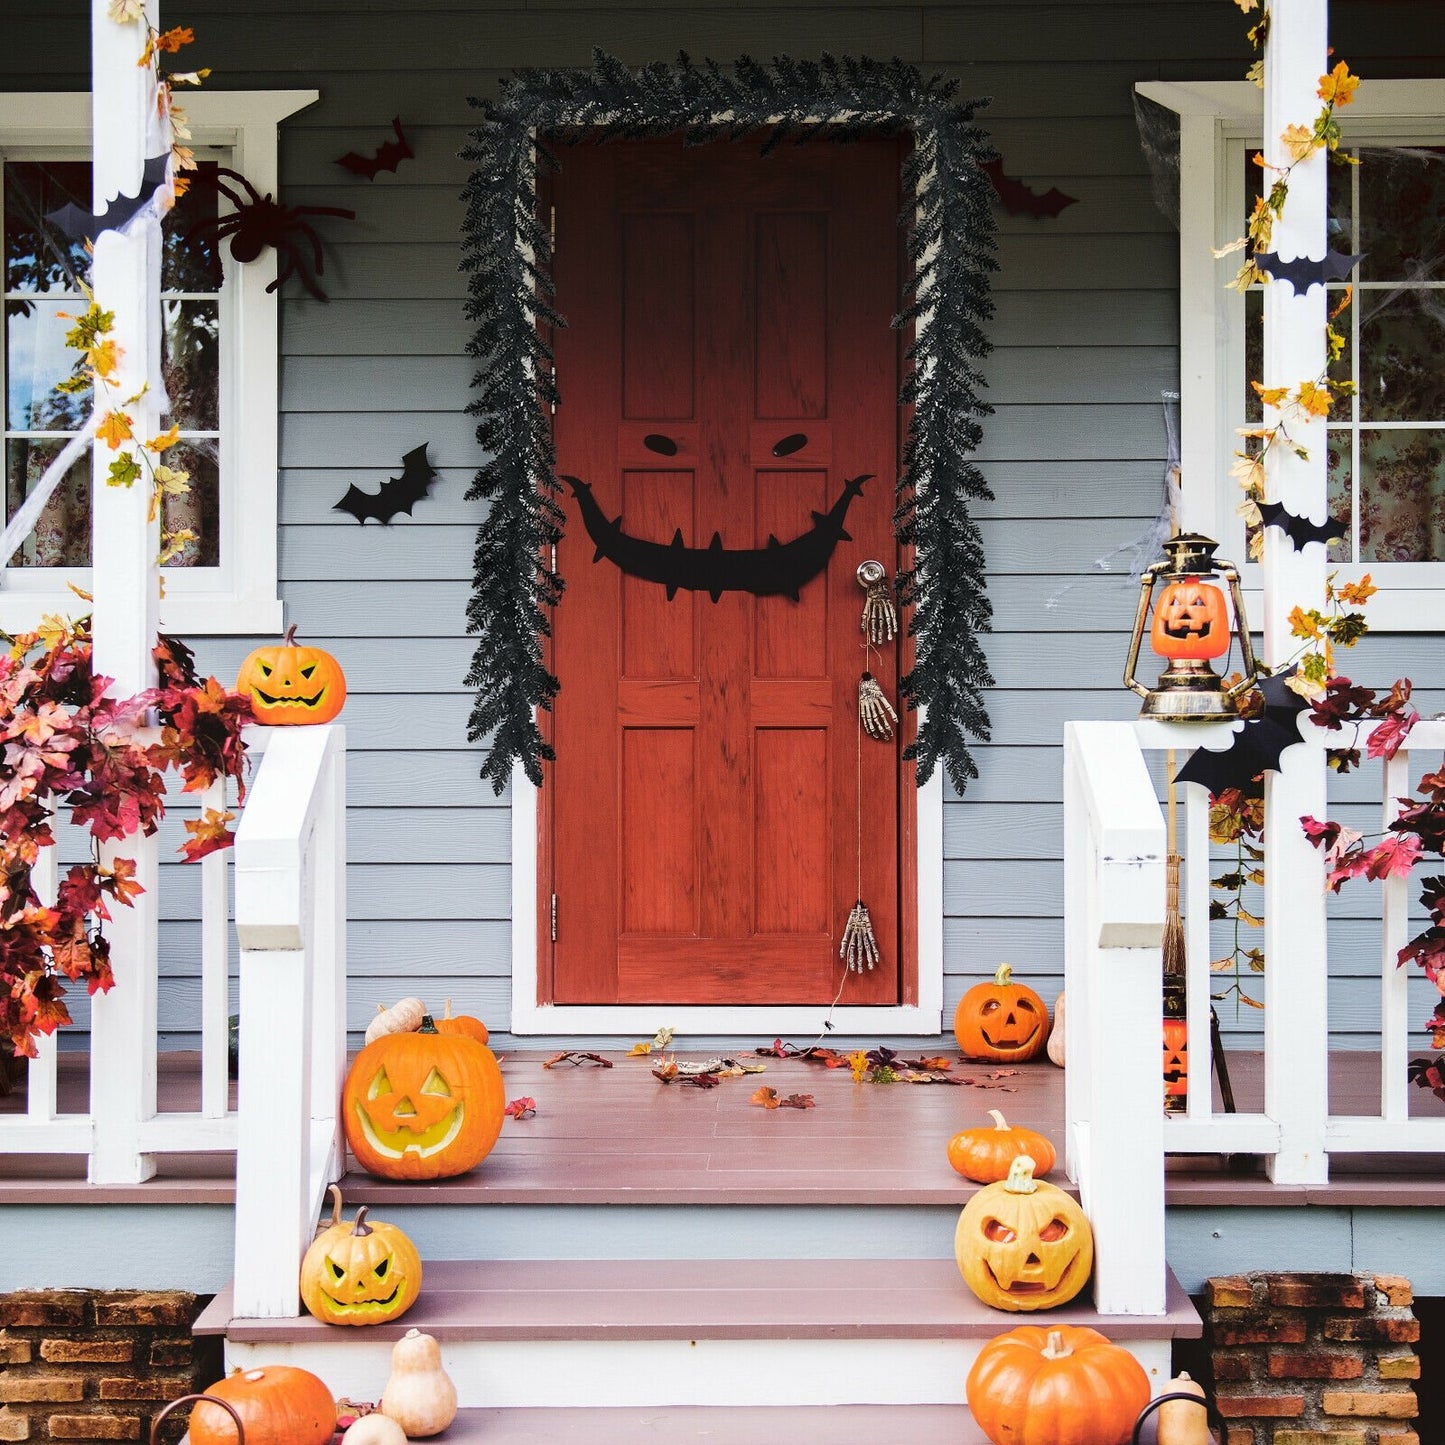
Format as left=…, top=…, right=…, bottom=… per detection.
left=1204, top=1273, right=1421, bottom=1445
left=0, top=1292, right=221, bottom=1444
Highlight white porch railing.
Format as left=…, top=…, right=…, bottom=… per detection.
left=231, top=723, right=347, bottom=1318
left=1065, top=716, right=1445, bottom=1280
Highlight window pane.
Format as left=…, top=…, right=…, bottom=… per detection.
left=1359, top=288, right=1445, bottom=422
left=162, top=160, right=222, bottom=293
left=161, top=299, right=219, bottom=432
left=5, top=437, right=90, bottom=567
left=1358, top=146, right=1445, bottom=282
left=1358, top=428, right=1445, bottom=562
left=162, top=437, right=220, bottom=568
left=1245, top=287, right=1262, bottom=422
left=1325, top=432, right=1352, bottom=564
left=5, top=297, right=88, bottom=431
left=4, top=161, right=90, bottom=295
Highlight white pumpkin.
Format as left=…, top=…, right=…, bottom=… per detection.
left=1046, top=991, right=1066, bottom=1067
left=380, top=1328, right=458, bottom=1438
left=364, top=996, right=426, bottom=1045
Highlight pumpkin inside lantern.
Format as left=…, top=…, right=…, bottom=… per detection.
left=1163, top=1016, right=1189, bottom=1111
left=1149, top=576, right=1231, bottom=662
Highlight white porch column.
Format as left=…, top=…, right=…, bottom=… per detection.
left=86, top=0, right=163, bottom=1183
left=1261, top=0, right=1330, bottom=1184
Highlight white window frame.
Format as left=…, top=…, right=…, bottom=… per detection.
left=0, top=89, right=317, bottom=635
left=1137, top=79, right=1445, bottom=632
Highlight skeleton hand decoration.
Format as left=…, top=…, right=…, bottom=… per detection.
left=856, top=559, right=897, bottom=644
left=858, top=672, right=898, bottom=741
left=840, top=899, right=880, bottom=972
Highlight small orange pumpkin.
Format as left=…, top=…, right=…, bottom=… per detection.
left=189, top=1366, right=336, bottom=1445
left=966, top=1324, right=1150, bottom=1445
left=1149, top=575, right=1231, bottom=661
left=434, top=998, right=489, bottom=1045
left=954, top=964, right=1050, bottom=1063
left=236, top=624, right=346, bottom=725
left=343, top=1015, right=505, bottom=1180
left=947, top=1109, right=1057, bottom=1183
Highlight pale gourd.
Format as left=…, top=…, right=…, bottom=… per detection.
left=1046, top=992, right=1066, bottom=1067
left=365, top=996, right=426, bottom=1045
left=380, top=1328, right=458, bottom=1438
left=1157, top=1370, right=1209, bottom=1445
left=342, top=1416, right=409, bottom=1445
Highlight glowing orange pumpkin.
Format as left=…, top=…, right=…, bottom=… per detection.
left=1149, top=576, right=1231, bottom=661
left=299, top=1202, right=423, bottom=1327
left=236, top=625, right=346, bottom=724
left=954, top=964, right=1050, bottom=1063
left=343, top=1016, right=505, bottom=1180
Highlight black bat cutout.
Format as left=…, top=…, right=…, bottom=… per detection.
left=333, top=444, right=438, bottom=524
left=44, top=153, right=170, bottom=243
left=1258, top=501, right=1346, bottom=551
left=336, top=118, right=414, bottom=180
left=1174, top=667, right=1309, bottom=796
left=980, top=159, right=1077, bottom=219
left=565, top=473, right=870, bottom=602
left=1255, top=249, right=1364, bottom=294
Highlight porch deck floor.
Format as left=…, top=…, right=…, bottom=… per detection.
left=3, top=1044, right=1444, bottom=1206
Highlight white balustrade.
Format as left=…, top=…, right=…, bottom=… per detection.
left=231, top=724, right=347, bottom=1319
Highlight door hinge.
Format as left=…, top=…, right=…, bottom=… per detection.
left=550, top=893, right=558, bottom=943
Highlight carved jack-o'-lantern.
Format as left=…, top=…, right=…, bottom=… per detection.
left=299, top=1201, right=423, bottom=1326
left=236, top=624, right=347, bottom=725
left=954, top=964, right=1051, bottom=1063
left=955, top=1155, right=1093, bottom=1312
left=1163, top=1016, right=1189, bottom=1112
left=343, top=1016, right=506, bottom=1180
left=1149, top=575, right=1232, bottom=661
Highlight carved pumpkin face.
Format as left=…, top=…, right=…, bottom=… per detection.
left=1149, top=576, right=1231, bottom=661
left=1163, top=1017, right=1189, bottom=1110
left=955, top=1157, right=1093, bottom=1312
left=343, top=1019, right=505, bottom=1180
left=300, top=1206, right=423, bottom=1327
left=954, top=964, right=1050, bottom=1063
left=236, top=625, right=347, bottom=724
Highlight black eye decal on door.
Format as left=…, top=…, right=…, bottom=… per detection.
left=643, top=434, right=679, bottom=456
left=772, top=433, right=808, bottom=457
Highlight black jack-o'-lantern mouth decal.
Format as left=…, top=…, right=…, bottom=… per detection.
left=564, top=471, right=871, bottom=602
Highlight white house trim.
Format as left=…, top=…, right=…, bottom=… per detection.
left=1136, top=77, right=1445, bottom=633
left=0, top=88, right=317, bottom=636
left=509, top=757, right=946, bottom=1036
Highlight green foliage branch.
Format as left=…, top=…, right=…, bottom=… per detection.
left=460, top=50, right=998, bottom=795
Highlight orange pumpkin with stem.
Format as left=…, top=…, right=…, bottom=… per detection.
left=948, top=1109, right=1057, bottom=1183
left=954, top=964, right=1051, bottom=1063
left=236, top=625, right=346, bottom=725
left=434, top=998, right=489, bottom=1045
left=966, top=1324, right=1149, bottom=1445
left=189, top=1366, right=336, bottom=1445
left=343, top=1015, right=505, bottom=1180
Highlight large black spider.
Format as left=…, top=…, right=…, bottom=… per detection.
left=184, top=166, right=355, bottom=300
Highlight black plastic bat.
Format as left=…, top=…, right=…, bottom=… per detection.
left=980, top=159, right=1077, bottom=219
left=565, top=473, right=870, bottom=602
left=44, top=153, right=170, bottom=243
left=1174, top=667, right=1309, bottom=796
left=1258, top=501, right=1346, bottom=551
left=333, top=444, right=438, bottom=524
left=335, top=118, right=414, bottom=180
left=1255, top=249, right=1364, bottom=294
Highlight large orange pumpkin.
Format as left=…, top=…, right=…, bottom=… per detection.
left=947, top=1109, right=1057, bottom=1183
left=189, top=1366, right=336, bottom=1445
left=954, top=964, right=1051, bottom=1063
left=966, top=1324, right=1150, bottom=1445
left=343, top=1016, right=505, bottom=1180
left=1149, top=576, right=1231, bottom=662
left=236, top=625, right=347, bottom=725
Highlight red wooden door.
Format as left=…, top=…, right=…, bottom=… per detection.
left=545, top=136, right=912, bottom=1006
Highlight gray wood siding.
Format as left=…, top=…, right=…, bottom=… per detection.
left=6, top=1, right=1442, bottom=1053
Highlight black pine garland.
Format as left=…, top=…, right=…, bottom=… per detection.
left=461, top=50, right=997, bottom=796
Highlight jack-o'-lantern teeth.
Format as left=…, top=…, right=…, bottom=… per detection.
left=251, top=685, right=330, bottom=709
left=1163, top=615, right=1214, bottom=639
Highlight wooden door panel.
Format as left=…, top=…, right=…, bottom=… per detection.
left=549, top=135, right=910, bottom=1008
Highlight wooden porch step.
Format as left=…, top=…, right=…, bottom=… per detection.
left=196, top=1257, right=1200, bottom=1409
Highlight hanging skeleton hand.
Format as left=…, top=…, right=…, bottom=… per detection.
left=840, top=899, right=880, bottom=972
left=856, top=559, right=897, bottom=644
left=858, top=672, right=898, bottom=741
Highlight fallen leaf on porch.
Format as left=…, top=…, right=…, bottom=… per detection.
left=504, top=1096, right=536, bottom=1119
left=868, top=1066, right=898, bottom=1084
left=653, top=1026, right=675, bottom=1050
left=909, top=1056, right=954, bottom=1071
left=652, top=1057, right=679, bottom=1082
left=681, top=1072, right=721, bottom=1089
left=780, top=1093, right=815, bottom=1109
left=751, top=1086, right=780, bottom=1108
left=899, top=1070, right=962, bottom=1085
left=848, top=1050, right=868, bottom=1081
left=543, top=1050, right=613, bottom=1069
left=628, top=1042, right=653, bottom=1055
left=754, top=1039, right=841, bottom=1065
